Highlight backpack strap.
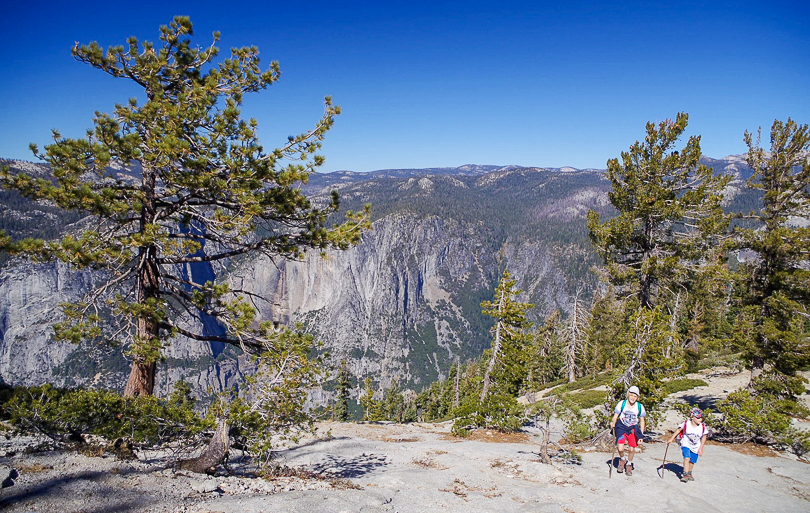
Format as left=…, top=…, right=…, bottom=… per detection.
left=683, top=421, right=707, bottom=437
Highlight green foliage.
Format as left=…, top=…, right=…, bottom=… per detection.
left=732, top=118, right=810, bottom=400
left=584, top=289, right=626, bottom=377
left=524, top=311, right=565, bottom=389
left=546, top=372, right=617, bottom=396
left=0, top=17, right=370, bottom=395
left=331, top=360, right=353, bottom=422
left=360, top=377, right=383, bottom=421
left=451, top=393, right=525, bottom=436
left=479, top=270, right=534, bottom=400
left=712, top=389, right=793, bottom=443
left=587, top=112, right=732, bottom=341
left=559, top=390, right=608, bottom=411
left=599, top=306, right=685, bottom=428
left=214, top=325, right=324, bottom=469
left=1, top=383, right=208, bottom=445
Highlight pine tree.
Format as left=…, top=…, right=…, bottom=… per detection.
left=525, top=310, right=564, bottom=388
left=360, top=377, right=382, bottom=421
left=332, top=360, right=353, bottom=422
left=479, top=269, right=534, bottom=401
left=562, top=293, right=591, bottom=383
left=0, top=17, right=370, bottom=397
left=586, top=113, right=731, bottom=311
left=735, top=118, right=810, bottom=398
left=584, top=288, right=624, bottom=377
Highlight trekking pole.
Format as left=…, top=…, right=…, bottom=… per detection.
left=609, top=427, right=616, bottom=479
left=658, top=442, right=670, bottom=479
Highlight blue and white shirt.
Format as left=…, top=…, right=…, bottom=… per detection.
left=614, top=400, right=646, bottom=428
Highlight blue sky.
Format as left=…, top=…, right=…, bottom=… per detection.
left=1, top=1, right=807, bottom=172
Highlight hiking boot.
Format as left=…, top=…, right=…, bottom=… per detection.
left=625, top=463, right=633, bottom=476
left=680, top=473, right=689, bottom=482
left=617, top=459, right=626, bottom=473
left=686, top=472, right=694, bottom=481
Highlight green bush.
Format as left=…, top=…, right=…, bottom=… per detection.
left=546, top=373, right=617, bottom=396
left=712, top=389, right=793, bottom=444
left=451, top=394, right=525, bottom=437
left=562, top=390, right=608, bottom=410
left=1, top=383, right=209, bottom=446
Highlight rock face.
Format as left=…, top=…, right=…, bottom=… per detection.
left=0, top=159, right=756, bottom=399
left=0, top=261, right=89, bottom=387
left=0, top=259, right=253, bottom=397
left=230, top=168, right=612, bottom=390
left=0, top=165, right=612, bottom=398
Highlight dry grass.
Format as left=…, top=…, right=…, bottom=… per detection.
left=709, top=440, right=780, bottom=458
left=411, top=457, right=448, bottom=470
left=380, top=436, right=420, bottom=443
left=442, top=430, right=530, bottom=444
left=16, top=463, right=54, bottom=473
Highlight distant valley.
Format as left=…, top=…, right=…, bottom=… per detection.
left=0, top=157, right=757, bottom=401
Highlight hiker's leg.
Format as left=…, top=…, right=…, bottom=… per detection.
left=680, top=447, right=691, bottom=476
left=626, top=431, right=638, bottom=463
left=616, top=440, right=628, bottom=472
left=687, top=451, right=698, bottom=477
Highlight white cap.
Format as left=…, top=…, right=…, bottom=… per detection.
left=628, top=386, right=640, bottom=395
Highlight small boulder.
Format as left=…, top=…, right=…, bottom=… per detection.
left=1, top=464, right=18, bottom=488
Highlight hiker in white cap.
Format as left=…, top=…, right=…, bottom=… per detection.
left=610, top=385, right=647, bottom=476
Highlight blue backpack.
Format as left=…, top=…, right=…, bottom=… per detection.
left=621, top=399, right=642, bottom=416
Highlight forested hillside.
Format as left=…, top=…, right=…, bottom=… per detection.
left=0, top=155, right=760, bottom=396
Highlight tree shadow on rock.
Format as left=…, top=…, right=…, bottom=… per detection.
left=0, top=470, right=157, bottom=512
left=310, top=452, right=389, bottom=478
left=678, top=394, right=721, bottom=410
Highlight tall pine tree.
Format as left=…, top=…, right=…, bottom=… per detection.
left=0, top=17, right=370, bottom=397
left=735, top=118, right=810, bottom=398
left=587, top=113, right=731, bottom=311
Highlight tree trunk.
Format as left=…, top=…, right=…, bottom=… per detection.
left=178, top=417, right=230, bottom=474
left=749, top=355, right=765, bottom=388
left=124, top=166, right=161, bottom=398
left=123, top=361, right=156, bottom=397
left=539, top=416, right=551, bottom=464
left=452, top=360, right=461, bottom=409
left=480, top=320, right=502, bottom=402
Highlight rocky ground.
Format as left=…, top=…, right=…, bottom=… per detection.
left=1, top=368, right=808, bottom=513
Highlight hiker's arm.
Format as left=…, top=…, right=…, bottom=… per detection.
left=667, top=426, right=681, bottom=444
left=610, top=413, right=619, bottom=430
left=640, top=417, right=646, bottom=436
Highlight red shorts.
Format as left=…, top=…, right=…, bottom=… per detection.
left=617, top=430, right=638, bottom=448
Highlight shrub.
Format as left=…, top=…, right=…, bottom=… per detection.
left=451, top=394, right=525, bottom=437
left=561, top=390, right=608, bottom=410
left=1, top=383, right=208, bottom=446
left=712, top=389, right=793, bottom=444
